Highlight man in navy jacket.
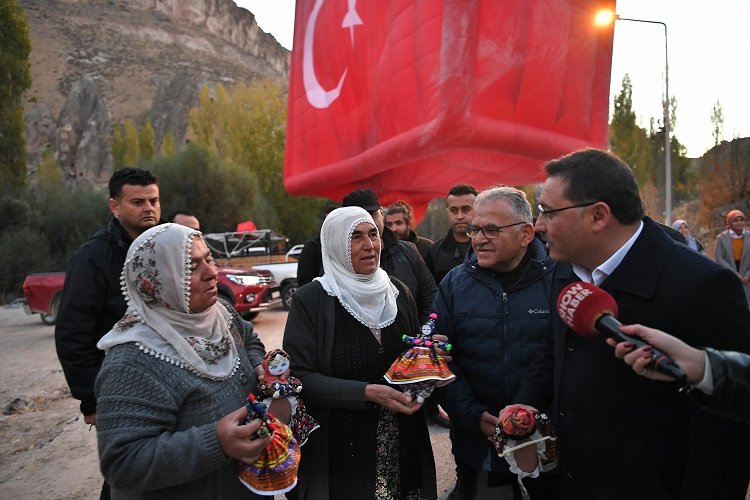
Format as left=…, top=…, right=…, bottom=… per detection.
left=433, top=186, right=556, bottom=499
left=516, top=149, right=750, bottom=499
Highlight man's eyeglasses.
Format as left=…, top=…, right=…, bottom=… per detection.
left=537, top=201, right=597, bottom=218
left=465, top=222, right=526, bottom=239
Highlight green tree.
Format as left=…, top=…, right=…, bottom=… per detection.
left=187, top=81, right=326, bottom=242
left=187, top=86, right=218, bottom=154
left=36, top=148, right=63, bottom=192
left=160, top=130, right=176, bottom=157
left=0, top=0, right=32, bottom=193
left=0, top=181, right=111, bottom=300
left=148, top=143, right=264, bottom=233
left=123, top=118, right=139, bottom=167
left=112, top=124, right=126, bottom=170
left=608, top=75, right=654, bottom=187
left=711, top=100, right=724, bottom=146
left=139, top=119, right=155, bottom=162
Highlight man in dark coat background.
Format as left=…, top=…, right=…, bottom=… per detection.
left=55, top=168, right=160, bottom=498
left=425, top=184, right=478, bottom=285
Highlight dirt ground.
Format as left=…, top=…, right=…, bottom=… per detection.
left=0, top=305, right=456, bottom=499
left=0, top=306, right=293, bottom=499
left=0, top=304, right=100, bottom=499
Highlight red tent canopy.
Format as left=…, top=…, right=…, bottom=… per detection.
left=236, top=220, right=257, bottom=232
left=284, top=0, right=616, bottom=219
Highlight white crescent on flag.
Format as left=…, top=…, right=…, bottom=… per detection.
left=303, top=0, right=362, bottom=109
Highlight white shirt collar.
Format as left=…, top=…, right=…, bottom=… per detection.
left=573, top=221, right=644, bottom=286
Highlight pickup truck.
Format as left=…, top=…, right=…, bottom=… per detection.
left=21, top=265, right=280, bottom=325
left=249, top=244, right=301, bottom=310
left=251, top=261, right=298, bottom=310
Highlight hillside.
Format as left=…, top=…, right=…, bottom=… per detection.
left=21, top=0, right=290, bottom=185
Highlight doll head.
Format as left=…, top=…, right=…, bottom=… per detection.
left=264, top=349, right=291, bottom=379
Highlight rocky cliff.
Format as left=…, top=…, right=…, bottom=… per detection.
left=21, top=0, right=290, bottom=185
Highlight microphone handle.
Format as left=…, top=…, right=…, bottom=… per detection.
left=596, top=315, right=687, bottom=384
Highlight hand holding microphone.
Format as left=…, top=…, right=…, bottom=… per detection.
left=557, top=282, right=687, bottom=385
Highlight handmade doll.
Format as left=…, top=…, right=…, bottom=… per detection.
left=238, top=394, right=301, bottom=496
left=255, top=349, right=318, bottom=446
left=384, top=313, right=455, bottom=403
left=493, top=405, right=558, bottom=498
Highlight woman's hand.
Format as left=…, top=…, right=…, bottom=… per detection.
left=364, top=384, right=423, bottom=415
left=254, top=364, right=266, bottom=384
left=215, top=406, right=271, bottom=464
left=605, top=324, right=705, bottom=383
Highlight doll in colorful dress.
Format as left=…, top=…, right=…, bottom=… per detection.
left=384, top=313, right=455, bottom=403
left=255, top=349, right=318, bottom=446
left=238, top=394, right=301, bottom=496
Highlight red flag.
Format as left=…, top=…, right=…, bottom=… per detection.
left=284, top=0, right=615, bottom=215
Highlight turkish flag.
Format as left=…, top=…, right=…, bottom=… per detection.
left=284, top=0, right=615, bottom=217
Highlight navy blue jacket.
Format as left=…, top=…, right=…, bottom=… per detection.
left=433, top=237, right=554, bottom=472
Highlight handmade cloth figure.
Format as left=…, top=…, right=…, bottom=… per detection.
left=493, top=405, right=558, bottom=499
left=238, top=394, right=301, bottom=496
left=255, top=349, right=318, bottom=445
left=384, top=313, right=455, bottom=402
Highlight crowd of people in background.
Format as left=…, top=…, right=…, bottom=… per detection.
left=52, top=149, right=750, bottom=500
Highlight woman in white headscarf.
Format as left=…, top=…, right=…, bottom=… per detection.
left=671, top=219, right=705, bottom=254
left=283, top=207, right=437, bottom=500
left=95, top=223, right=270, bottom=499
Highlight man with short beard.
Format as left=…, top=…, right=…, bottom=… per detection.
left=425, top=184, right=478, bottom=285
left=55, top=167, right=160, bottom=500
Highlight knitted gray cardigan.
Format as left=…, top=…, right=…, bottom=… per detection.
left=95, top=315, right=266, bottom=499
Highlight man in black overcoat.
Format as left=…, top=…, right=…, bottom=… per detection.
left=515, top=149, right=750, bottom=499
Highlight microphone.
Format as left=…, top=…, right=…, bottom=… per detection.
left=557, top=282, right=687, bottom=384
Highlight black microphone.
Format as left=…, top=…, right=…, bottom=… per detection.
left=557, top=282, right=687, bottom=384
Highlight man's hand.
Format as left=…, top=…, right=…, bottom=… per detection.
left=364, top=384, right=422, bottom=414
left=432, top=333, right=453, bottom=363
left=83, top=414, right=96, bottom=426
left=215, top=406, right=271, bottom=464
left=480, top=411, right=498, bottom=438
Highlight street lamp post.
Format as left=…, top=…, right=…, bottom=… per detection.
left=596, top=13, right=672, bottom=224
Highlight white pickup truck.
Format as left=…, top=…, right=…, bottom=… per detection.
left=252, top=246, right=302, bottom=310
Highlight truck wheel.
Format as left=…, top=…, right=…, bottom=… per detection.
left=41, top=294, right=60, bottom=326
left=281, top=282, right=297, bottom=310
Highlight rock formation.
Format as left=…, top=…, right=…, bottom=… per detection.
left=21, top=0, right=290, bottom=184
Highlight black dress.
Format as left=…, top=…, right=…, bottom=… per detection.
left=326, top=301, right=427, bottom=499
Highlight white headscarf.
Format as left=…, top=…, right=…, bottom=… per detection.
left=314, top=207, right=399, bottom=328
left=98, top=223, right=238, bottom=379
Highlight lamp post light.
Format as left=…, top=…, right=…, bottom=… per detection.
left=595, top=11, right=672, bottom=224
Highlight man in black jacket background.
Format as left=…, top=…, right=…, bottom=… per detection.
left=425, top=184, right=478, bottom=285
left=54, top=167, right=160, bottom=498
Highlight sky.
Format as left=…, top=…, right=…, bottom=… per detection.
left=237, top=0, right=750, bottom=158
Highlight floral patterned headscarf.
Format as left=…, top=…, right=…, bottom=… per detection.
left=98, top=223, right=239, bottom=379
